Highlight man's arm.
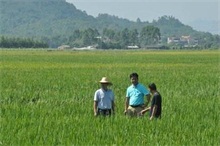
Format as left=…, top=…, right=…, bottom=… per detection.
left=93, top=101, right=98, bottom=116
left=140, top=106, right=151, bottom=115
left=124, top=97, right=129, bottom=114
left=150, top=105, right=158, bottom=120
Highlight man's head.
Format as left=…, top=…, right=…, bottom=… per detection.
left=130, top=72, right=139, bottom=85
left=99, top=77, right=112, bottom=85
left=148, top=83, right=157, bottom=92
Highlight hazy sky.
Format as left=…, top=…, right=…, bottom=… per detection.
left=66, top=0, right=219, bottom=22
left=66, top=0, right=219, bottom=34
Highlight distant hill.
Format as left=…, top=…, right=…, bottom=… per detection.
left=0, top=0, right=219, bottom=48
left=0, top=0, right=97, bottom=37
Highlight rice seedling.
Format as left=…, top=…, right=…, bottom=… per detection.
left=0, top=49, right=219, bottom=145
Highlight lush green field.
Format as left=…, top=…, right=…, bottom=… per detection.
left=0, top=49, right=219, bottom=146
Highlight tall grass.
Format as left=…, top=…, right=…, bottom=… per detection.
left=0, top=49, right=219, bottom=145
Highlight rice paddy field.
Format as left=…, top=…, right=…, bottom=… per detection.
left=0, top=49, right=219, bottom=146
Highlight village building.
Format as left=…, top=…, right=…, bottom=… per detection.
left=167, top=35, right=198, bottom=47
left=58, top=45, right=71, bottom=50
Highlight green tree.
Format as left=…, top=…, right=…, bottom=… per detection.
left=119, top=28, right=130, bottom=48
left=129, top=29, right=139, bottom=46
left=82, top=28, right=99, bottom=46
left=140, top=25, right=161, bottom=47
left=102, top=28, right=116, bottom=40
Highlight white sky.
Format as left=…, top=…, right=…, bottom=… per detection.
left=65, top=0, right=219, bottom=34
left=66, top=0, right=219, bottom=23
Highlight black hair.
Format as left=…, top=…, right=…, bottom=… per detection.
left=148, top=83, right=157, bottom=90
left=130, top=72, right=138, bottom=79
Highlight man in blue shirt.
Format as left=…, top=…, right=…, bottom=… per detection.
left=124, top=73, right=151, bottom=117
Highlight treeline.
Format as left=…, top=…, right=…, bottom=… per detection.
left=60, top=25, right=161, bottom=49
left=0, top=36, right=48, bottom=48
left=1, top=25, right=219, bottom=49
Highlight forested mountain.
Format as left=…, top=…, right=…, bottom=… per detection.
left=0, top=0, right=219, bottom=48
left=0, top=0, right=96, bottom=37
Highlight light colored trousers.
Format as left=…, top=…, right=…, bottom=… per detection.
left=127, top=106, right=144, bottom=117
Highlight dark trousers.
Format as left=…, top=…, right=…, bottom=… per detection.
left=97, top=108, right=111, bottom=116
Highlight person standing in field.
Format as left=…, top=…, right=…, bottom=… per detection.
left=124, top=72, right=151, bottom=117
left=140, top=83, right=162, bottom=120
left=94, top=77, right=115, bottom=117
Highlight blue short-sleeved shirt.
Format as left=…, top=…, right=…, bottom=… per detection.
left=126, top=83, right=150, bottom=106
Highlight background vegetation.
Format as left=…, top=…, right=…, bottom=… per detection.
left=1, top=0, right=219, bottom=48
left=1, top=49, right=219, bottom=145
left=0, top=36, right=48, bottom=48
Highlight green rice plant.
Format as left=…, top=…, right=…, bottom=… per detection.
left=0, top=49, right=219, bottom=145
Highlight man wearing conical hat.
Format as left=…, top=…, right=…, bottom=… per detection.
left=94, top=77, right=115, bottom=117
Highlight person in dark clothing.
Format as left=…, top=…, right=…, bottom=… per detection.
left=140, top=83, right=162, bottom=120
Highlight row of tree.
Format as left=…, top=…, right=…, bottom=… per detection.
left=0, top=36, right=48, bottom=48
left=64, top=25, right=161, bottom=49
left=1, top=25, right=219, bottom=49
